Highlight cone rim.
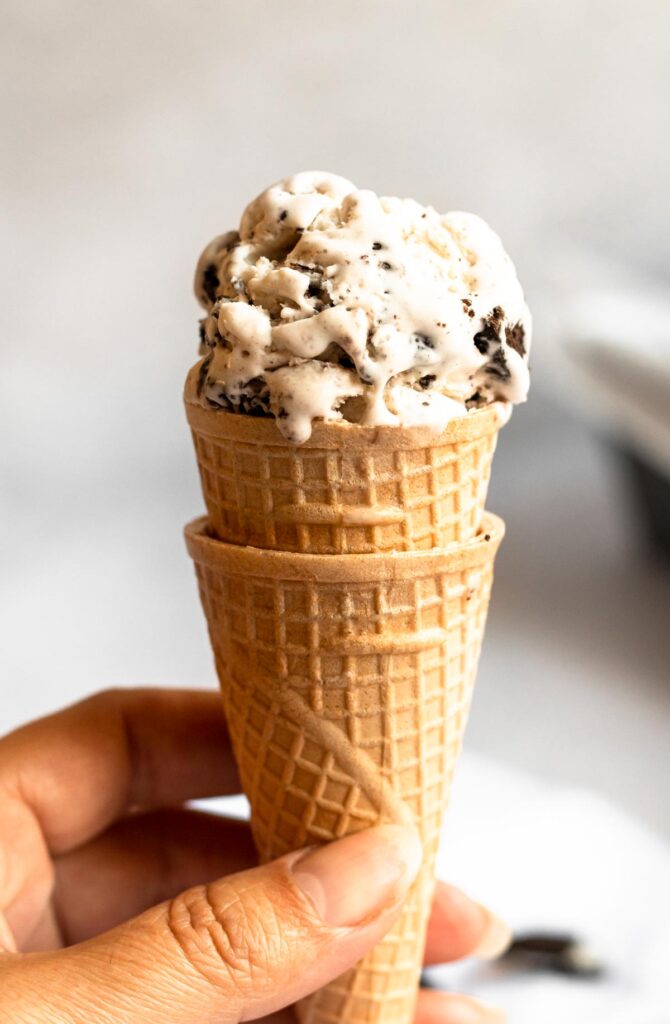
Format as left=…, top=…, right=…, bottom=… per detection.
left=185, top=511, right=504, bottom=580
left=184, top=363, right=511, bottom=450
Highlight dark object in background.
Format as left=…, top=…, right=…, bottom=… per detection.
left=500, top=932, right=604, bottom=978
left=616, top=445, right=670, bottom=564
left=420, top=932, right=604, bottom=990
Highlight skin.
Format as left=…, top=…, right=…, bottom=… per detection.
left=0, top=689, right=506, bottom=1023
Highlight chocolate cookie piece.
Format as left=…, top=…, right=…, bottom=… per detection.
left=201, top=264, right=219, bottom=305
left=473, top=305, right=505, bottom=354
left=486, top=346, right=511, bottom=381
left=506, top=320, right=526, bottom=357
left=196, top=353, right=213, bottom=397
left=204, top=374, right=271, bottom=417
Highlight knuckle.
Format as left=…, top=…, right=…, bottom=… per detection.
left=87, top=687, right=147, bottom=715
left=89, top=686, right=124, bottom=706
left=84, top=687, right=126, bottom=721
left=166, top=880, right=290, bottom=995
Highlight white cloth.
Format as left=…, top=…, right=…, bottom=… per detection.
left=431, top=753, right=670, bottom=1023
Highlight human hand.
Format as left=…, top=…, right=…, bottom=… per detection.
left=0, top=689, right=510, bottom=1023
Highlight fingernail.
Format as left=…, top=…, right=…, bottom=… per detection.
left=473, top=905, right=513, bottom=960
left=291, top=824, right=423, bottom=928
left=448, top=996, right=507, bottom=1023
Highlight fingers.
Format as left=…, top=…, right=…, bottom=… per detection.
left=0, top=911, right=17, bottom=952
left=415, top=988, right=506, bottom=1024
left=0, top=688, right=238, bottom=856
left=46, top=824, right=510, bottom=965
left=424, top=882, right=511, bottom=965
left=53, top=811, right=257, bottom=945
left=13, top=825, right=423, bottom=1024
left=419, top=887, right=510, bottom=1024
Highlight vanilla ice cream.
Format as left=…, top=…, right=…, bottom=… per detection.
left=193, top=171, right=531, bottom=443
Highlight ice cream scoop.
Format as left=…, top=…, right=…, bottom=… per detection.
left=193, top=171, right=531, bottom=443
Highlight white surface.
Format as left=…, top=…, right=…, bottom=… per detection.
left=204, top=752, right=670, bottom=1024
left=433, top=754, right=670, bottom=1024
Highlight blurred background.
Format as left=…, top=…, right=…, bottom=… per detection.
left=2, top=2, right=669, bottom=1021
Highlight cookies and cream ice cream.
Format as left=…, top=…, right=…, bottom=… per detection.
left=193, top=171, right=531, bottom=443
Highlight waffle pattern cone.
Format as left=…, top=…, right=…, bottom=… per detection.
left=185, top=364, right=508, bottom=554
left=185, top=513, right=504, bottom=1024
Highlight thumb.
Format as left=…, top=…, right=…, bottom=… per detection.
left=12, top=824, right=422, bottom=1024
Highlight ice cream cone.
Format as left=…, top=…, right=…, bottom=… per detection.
left=185, top=364, right=509, bottom=555
left=185, top=513, right=504, bottom=1024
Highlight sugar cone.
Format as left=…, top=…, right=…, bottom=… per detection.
left=185, top=364, right=509, bottom=554
left=185, top=513, right=504, bottom=1024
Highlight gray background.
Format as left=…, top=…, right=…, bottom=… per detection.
left=2, top=1, right=669, bottom=840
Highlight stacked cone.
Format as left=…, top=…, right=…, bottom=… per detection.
left=184, top=365, right=506, bottom=1024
